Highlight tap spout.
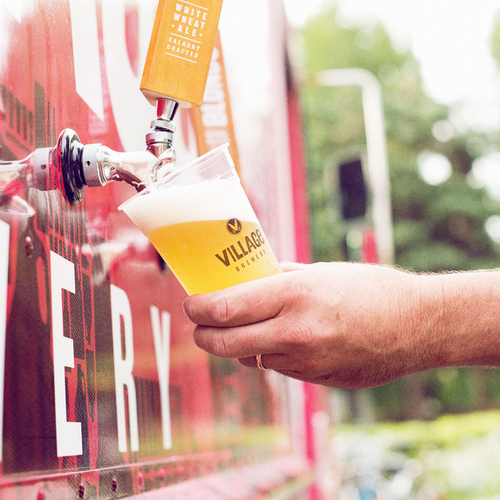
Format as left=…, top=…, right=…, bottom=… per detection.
left=146, top=98, right=179, bottom=159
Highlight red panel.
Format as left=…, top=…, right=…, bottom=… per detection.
left=0, top=1, right=314, bottom=498
left=287, top=88, right=312, bottom=265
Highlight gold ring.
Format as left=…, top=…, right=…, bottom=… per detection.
left=256, top=354, right=268, bottom=371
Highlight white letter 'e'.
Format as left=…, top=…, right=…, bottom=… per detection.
left=50, top=251, right=82, bottom=457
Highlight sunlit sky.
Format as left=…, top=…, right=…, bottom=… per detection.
left=284, top=0, right=500, bottom=132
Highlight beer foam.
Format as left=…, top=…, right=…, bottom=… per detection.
left=121, top=177, right=258, bottom=234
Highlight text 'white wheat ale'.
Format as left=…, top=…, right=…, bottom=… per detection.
left=119, top=145, right=281, bottom=295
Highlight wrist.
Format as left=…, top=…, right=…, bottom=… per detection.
left=412, top=271, right=500, bottom=369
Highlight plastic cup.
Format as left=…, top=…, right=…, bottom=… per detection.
left=119, top=144, right=281, bottom=295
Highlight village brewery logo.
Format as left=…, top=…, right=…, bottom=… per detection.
left=226, top=218, right=242, bottom=234
left=215, top=219, right=267, bottom=268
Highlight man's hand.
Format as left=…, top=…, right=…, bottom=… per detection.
left=183, top=262, right=500, bottom=388
left=183, top=262, right=441, bottom=388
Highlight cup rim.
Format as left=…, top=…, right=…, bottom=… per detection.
left=118, top=143, right=230, bottom=211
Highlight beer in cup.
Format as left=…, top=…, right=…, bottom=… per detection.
left=119, top=144, right=281, bottom=295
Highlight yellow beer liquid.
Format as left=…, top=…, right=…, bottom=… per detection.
left=147, top=219, right=281, bottom=295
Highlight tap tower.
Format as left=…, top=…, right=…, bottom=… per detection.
left=38, top=0, right=225, bottom=204
left=141, top=0, right=224, bottom=170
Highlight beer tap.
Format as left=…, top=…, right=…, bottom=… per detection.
left=145, top=98, right=179, bottom=182
left=26, top=0, right=224, bottom=205
left=140, top=0, right=224, bottom=172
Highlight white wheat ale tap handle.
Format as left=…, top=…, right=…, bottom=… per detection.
left=141, top=0, right=224, bottom=108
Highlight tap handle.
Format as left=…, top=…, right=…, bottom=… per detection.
left=140, top=0, right=224, bottom=108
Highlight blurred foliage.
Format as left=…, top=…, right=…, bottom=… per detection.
left=336, top=410, right=500, bottom=499
left=368, top=409, right=500, bottom=450
left=299, top=5, right=500, bottom=271
left=369, top=367, right=500, bottom=421
left=298, top=4, right=500, bottom=419
left=491, top=10, right=500, bottom=70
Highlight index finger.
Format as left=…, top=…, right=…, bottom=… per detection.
left=183, top=273, right=288, bottom=327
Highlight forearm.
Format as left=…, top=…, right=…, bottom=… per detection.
left=414, top=270, right=500, bottom=369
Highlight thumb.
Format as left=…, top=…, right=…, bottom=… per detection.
left=183, top=273, right=288, bottom=327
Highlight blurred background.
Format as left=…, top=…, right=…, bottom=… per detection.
left=274, top=0, right=500, bottom=498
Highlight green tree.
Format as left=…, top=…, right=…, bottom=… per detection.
left=300, top=5, right=500, bottom=272
left=299, top=4, right=500, bottom=419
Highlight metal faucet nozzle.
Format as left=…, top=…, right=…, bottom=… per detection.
left=146, top=98, right=179, bottom=159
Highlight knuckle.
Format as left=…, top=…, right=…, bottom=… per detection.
left=298, top=350, right=319, bottom=373
left=208, top=295, right=234, bottom=325
left=288, top=320, right=316, bottom=345
left=211, top=334, right=231, bottom=358
left=284, top=278, right=309, bottom=303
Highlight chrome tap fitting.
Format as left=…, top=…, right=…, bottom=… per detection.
left=54, top=129, right=159, bottom=205
left=146, top=98, right=179, bottom=161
